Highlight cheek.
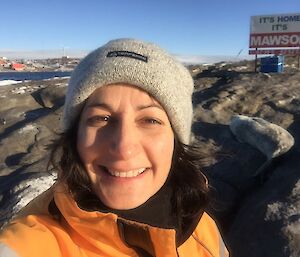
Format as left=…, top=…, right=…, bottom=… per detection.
left=151, top=131, right=174, bottom=168
left=77, top=125, right=98, bottom=161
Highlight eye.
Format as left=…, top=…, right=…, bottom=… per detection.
left=86, top=115, right=110, bottom=126
left=142, top=117, right=162, bottom=125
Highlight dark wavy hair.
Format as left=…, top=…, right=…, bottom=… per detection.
left=48, top=115, right=211, bottom=228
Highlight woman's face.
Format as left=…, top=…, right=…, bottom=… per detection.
left=77, top=84, right=174, bottom=209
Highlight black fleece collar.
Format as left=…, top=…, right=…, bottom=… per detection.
left=76, top=176, right=202, bottom=246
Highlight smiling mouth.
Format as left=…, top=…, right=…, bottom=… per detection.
left=100, top=166, right=147, bottom=178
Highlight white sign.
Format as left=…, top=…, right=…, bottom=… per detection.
left=249, top=13, right=300, bottom=48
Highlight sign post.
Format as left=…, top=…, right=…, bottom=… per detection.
left=255, top=48, right=258, bottom=72
left=298, top=46, right=300, bottom=69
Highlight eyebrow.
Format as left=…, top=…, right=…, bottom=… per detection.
left=86, top=102, right=164, bottom=112
left=136, top=103, right=164, bottom=111
left=86, top=103, right=114, bottom=112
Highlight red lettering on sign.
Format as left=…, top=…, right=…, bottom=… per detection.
left=250, top=32, right=300, bottom=48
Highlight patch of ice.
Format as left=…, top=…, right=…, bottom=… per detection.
left=0, top=80, right=23, bottom=86
left=11, top=86, right=28, bottom=94
left=236, top=66, right=248, bottom=71
left=33, top=85, right=45, bottom=89
left=56, top=76, right=70, bottom=80
left=12, top=174, right=57, bottom=216
left=18, top=124, right=37, bottom=134
left=55, top=83, right=67, bottom=87
left=42, top=76, right=70, bottom=81
left=15, top=89, right=25, bottom=94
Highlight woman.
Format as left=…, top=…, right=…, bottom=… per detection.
left=0, top=38, right=228, bottom=257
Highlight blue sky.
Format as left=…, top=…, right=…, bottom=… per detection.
left=1, top=0, right=299, bottom=58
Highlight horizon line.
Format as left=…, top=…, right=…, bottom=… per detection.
left=0, top=49, right=254, bottom=64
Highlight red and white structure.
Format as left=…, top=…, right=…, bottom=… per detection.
left=249, top=13, right=300, bottom=55
left=10, top=63, right=25, bottom=71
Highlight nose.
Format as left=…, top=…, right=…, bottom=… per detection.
left=108, top=119, right=140, bottom=160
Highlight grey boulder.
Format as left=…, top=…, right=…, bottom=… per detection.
left=230, top=115, right=294, bottom=159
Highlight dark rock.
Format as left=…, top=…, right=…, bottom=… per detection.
left=39, top=84, right=66, bottom=108
left=226, top=149, right=300, bottom=257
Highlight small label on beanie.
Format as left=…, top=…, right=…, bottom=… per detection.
left=107, top=51, right=148, bottom=62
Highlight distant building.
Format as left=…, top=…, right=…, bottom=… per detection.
left=61, top=55, right=69, bottom=65
left=0, top=57, right=7, bottom=66
left=0, top=60, right=6, bottom=66
left=10, top=63, right=25, bottom=71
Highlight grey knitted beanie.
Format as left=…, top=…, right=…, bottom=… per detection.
left=63, top=38, right=194, bottom=144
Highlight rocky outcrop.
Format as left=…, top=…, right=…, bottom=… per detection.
left=38, top=83, right=66, bottom=108
left=0, top=79, right=66, bottom=226
left=191, top=62, right=300, bottom=257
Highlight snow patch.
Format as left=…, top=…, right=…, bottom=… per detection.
left=235, top=66, right=249, bottom=71
left=11, top=85, right=36, bottom=94
left=11, top=86, right=27, bottom=94
left=43, top=76, right=70, bottom=81
left=12, top=174, right=57, bottom=216
left=0, top=80, right=23, bottom=86
left=18, top=124, right=37, bottom=134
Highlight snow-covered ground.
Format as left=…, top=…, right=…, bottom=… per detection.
left=11, top=174, right=57, bottom=217
left=0, top=173, right=57, bottom=229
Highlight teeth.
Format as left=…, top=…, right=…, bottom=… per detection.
left=107, top=168, right=146, bottom=178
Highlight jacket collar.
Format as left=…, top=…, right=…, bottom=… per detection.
left=54, top=183, right=178, bottom=256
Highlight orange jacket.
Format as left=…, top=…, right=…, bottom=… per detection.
left=0, top=184, right=228, bottom=257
